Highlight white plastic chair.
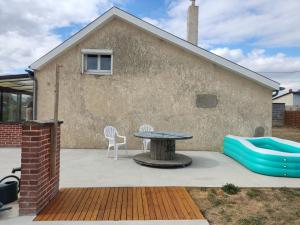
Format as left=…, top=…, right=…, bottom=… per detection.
left=139, top=124, right=154, bottom=152
left=104, top=126, right=127, bottom=160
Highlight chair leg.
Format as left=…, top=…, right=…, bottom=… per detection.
left=107, top=146, right=110, bottom=157
left=114, top=145, right=118, bottom=160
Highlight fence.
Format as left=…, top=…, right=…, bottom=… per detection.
left=285, top=111, right=300, bottom=128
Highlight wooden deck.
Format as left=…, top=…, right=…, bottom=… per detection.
left=34, top=187, right=204, bottom=221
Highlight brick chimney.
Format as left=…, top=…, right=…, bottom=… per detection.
left=187, top=0, right=199, bottom=45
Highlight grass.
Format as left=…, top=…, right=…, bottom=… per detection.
left=239, top=215, right=266, bottom=225
left=272, top=127, right=300, bottom=142
left=188, top=187, right=300, bottom=225
left=246, top=188, right=264, bottom=199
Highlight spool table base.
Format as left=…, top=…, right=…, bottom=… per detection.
left=133, top=152, right=192, bottom=168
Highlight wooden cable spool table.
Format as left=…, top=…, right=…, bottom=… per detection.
left=133, top=131, right=193, bottom=168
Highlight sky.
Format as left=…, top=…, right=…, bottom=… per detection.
left=0, top=0, right=300, bottom=91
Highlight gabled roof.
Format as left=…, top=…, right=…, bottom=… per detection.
left=29, top=7, right=279, bottom=90
left=273, top=91, right=300, bottom=100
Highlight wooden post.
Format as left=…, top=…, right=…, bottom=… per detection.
left=50, top=64, right=62, bottom=177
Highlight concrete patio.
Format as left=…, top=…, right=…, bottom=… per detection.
left=0, top=147, right=300, bottom=225
left=1, top=148, right=300, bottom=188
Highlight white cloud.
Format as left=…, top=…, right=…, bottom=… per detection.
left=145, top=0, right=300, bottom=48
left=0, top=32, right=60, bottom=74
left=0, top=0, right=127, bottom=73
left=211, top=47, right=300, bottom=72
left=262, top=72, right=300, bottom=91
left=211, top=47, right=300, bottom=89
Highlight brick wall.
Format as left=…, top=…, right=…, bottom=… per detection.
left=19, top=120, right=62, bottom=215
left=285, top=111, right=300, bottom=128
left=0, top=123, right=22, bottom=147
left=272, top=103, right=285, bottom=127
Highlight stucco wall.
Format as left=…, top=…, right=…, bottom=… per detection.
left=273, top=93, right=293, bottom=105
left=35, top=18, right=272, bottom=151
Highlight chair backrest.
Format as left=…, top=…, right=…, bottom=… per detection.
left=139, top=124, right=154, bottom=133
left=104, top=126, right=117, bottom=139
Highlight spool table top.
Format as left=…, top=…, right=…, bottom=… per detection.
left=134, top=131, right=193, bottom=140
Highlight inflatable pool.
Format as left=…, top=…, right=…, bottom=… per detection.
left=224, top=135, right=300, bottom=177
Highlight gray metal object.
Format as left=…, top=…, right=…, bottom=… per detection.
left=196, top=94, right=218, bottom=108
left=254, top=127, right=265, bottom=137
left=0, top=202, right=12, bottom=212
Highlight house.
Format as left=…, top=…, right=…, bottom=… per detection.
left=273, top=89, right=300, bottom=106
left=4, top=2, right=279, bottom=150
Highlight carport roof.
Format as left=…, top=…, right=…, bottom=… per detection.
left=0, top=74, right=33, bottom=93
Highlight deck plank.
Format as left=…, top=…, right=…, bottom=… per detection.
left=132, top=187, right=139, bottom=220
left=47, top=189, right=73, bottom=221
left=78, top=188, right=97, bottom=220
left=84, top=187, right=102, bottom=220
left=34, top=191, right=63, bottom=221
left=141, top=187, right=150, bottom=220
left=54, top=188, right=77, bottom=221
left=121, top=187, right=128, bottom=220
left=137, top=187, right=145, bottom=220
left=64, top=188, right=86, bottom=220
left=150, top=187, right=163, bottom=219
left=108, top=187, right=119, bottom=220
left=163, top=187, right=180, bottom=219
left=96, top=188, right=110, bottom=220
left=157, top=187, right=174, bottom=220
left=126, top=187, right=133, bottom=220
left=72, top=188, right=92, bottom=220
left=166, top=187, right=186, bottom=219
left=180, top=187, right=204, bottom=219
left=34, top=187, right=204, bottom=221
left=145, top=187, right=156, bottom=220
left=102, top=187, right=115, bottom=220
left=115, top=187, right=123, bottom=220
left=170, top=187, right=190, bottom=219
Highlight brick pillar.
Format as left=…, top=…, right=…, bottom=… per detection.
left=0, top=122, right=22, bottom=147
left=19, top=120, right=62, bottom=215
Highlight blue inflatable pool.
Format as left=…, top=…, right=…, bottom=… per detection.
left=224, top=135, right=300, bottom=177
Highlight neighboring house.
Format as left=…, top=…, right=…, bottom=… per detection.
left=4, top=3, right=279, bottom=150
left=273, top=89, right=300, bottom=106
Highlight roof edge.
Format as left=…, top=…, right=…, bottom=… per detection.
left=0, top=73, right=29, bottom=80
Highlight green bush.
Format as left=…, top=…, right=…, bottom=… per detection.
left=222, top=183, right=240, bottom=195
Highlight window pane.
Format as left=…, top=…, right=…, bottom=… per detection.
left=86, top=54, right=98, bottom=70
left=21, top=94, right=33, bottom=121
left=2, top=92, right=19, bottom=122
left=100, top=55, right=111, bottom=70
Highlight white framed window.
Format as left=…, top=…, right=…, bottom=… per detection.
left=81, top=49, right=113, bottom=75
